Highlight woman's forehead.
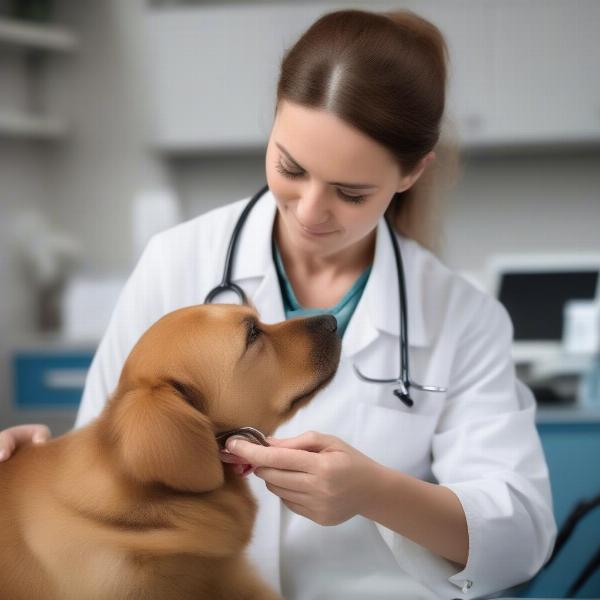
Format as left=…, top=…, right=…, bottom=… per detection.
left=272, top=101, right=397, bottom=178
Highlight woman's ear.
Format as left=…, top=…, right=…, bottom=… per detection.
left=106, top=384, right=224, bottom=492
left=396, top=151, right=436, bottom=193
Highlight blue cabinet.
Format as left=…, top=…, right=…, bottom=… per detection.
left=518, top=413, right=600, bottom=598
left=13, top=349, right=95, bottom=408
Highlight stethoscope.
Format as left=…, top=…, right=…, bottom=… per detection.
left=204, top=184, right=446, bottom=408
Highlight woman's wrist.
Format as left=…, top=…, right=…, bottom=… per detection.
left=359, top=462, right=413, bottom=525
left=359, top=463, right=469, bottom=567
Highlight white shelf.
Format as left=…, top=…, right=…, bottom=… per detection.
left=0, top=110, right=68, bottom=139
left=0, top=17, right=78, bottom=52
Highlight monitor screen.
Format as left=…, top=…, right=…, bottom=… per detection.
left=498, top=270, right=599, bottom=341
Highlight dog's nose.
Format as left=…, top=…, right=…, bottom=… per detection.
left=306, top=314, right=337, bottom=333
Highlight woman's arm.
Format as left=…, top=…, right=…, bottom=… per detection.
left=224, top=431, right=468, bottom=566
left=360, top=461, right=468, bottom=566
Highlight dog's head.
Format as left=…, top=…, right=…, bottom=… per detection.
left=102, top=304, right=341, bottom=493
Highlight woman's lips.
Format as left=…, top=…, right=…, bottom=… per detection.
left=300, top=225, right=336, bottom=236
left=295, top=216, right=337, bottom=236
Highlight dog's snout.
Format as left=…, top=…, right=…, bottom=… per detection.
left=306, top=314, right=337, bottom=334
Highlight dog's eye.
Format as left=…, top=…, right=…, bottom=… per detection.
left=247, top=322, right=262, bottom=346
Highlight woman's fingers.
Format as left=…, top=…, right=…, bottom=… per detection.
left=254, top=465, right=314, bottom=492
left=267, top=430, right=338, bottom=452
left=0, top=424, right=51, bottom=462
left=265, top=481, right=310, bottom=506
left=225, top=438, right=319, bottom=472
left=31, top=424, right=52, bottom=444
left=219, top=449, right=249, bottom=464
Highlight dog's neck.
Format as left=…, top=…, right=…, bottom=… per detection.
left=49, top=423, right=258, bottom=558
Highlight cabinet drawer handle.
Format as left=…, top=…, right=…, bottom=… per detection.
left=43, top=369, right=88, bottom=390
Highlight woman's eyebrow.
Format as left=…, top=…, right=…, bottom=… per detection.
left=275, top=142, right=378, bottom=190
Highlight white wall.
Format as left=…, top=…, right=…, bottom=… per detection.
left=1, top=1, right=599, bottom=436
left=44, top=0, right=170, bottom=274
left=444, top=152, right=600, bottom=283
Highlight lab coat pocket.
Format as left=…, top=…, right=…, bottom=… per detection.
left=352, top=398, right=437, bottom=476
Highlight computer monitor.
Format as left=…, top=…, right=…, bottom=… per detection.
left=487, top=254, right=600, bottom=364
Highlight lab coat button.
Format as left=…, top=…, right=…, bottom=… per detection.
left=461, top=580, right=473, bottom=593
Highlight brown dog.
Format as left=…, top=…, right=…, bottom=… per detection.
left=0, top=304, right=341, bottom=599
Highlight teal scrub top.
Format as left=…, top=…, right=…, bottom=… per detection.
left=273, top=245, right=372, bottom=337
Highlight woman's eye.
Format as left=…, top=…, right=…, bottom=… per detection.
left=275, top=160, right=304, bottom=179
left=275, top=158, right=366, bottom=204
left=337, top=189, right=366, bottom=204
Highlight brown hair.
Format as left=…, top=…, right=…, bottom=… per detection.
left=275, top=9, right=459, bottom=254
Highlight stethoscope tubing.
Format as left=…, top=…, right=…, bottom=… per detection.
left=204, top=185, right=446, bottom=407
left=204, top=184, right=268, bottom=305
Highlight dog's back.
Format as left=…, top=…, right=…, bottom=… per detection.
left=0, top=438, right=69, bottom=599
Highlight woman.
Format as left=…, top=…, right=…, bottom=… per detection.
left=0, top=9, right=555, bottom=599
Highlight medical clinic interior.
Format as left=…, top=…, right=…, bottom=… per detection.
left=0, top=0, right=599, bottom=598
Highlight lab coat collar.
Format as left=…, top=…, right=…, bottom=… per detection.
left=232, top=189, right=430, bottom=352
left=343, top=219, right=430, bottom=357
left=233, top=189, right=278, bottom=281
left=232, top=189, right=285, bottom=325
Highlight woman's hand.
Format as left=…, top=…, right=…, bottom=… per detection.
left=0, top=424, right=51, bottom=462
left=224, top=430, right=384, bottom=526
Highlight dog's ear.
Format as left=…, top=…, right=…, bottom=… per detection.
left=106, top=384, right=224, bottom=492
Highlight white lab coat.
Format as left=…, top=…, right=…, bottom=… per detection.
left=75, top=190, right=556, bottom=599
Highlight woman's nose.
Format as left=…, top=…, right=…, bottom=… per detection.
left=296, top=185, right=330, bottom=226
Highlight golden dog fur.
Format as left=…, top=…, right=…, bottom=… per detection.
left=0, top=304, right=340, bottom=599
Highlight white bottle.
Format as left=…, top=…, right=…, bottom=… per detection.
left=565, top=301, right=600, bottom=407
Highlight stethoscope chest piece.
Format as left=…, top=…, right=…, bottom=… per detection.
left=216, top=426, right=270, bottom=449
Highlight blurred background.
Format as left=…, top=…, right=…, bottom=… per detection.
left=0, top=0, right=599, bottom=597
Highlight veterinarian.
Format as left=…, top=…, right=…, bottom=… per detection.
left=0, top=9, right=555, bottom=600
